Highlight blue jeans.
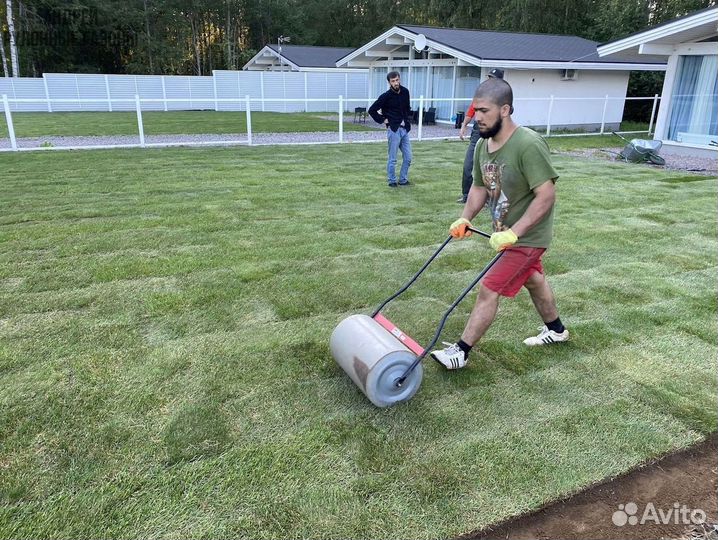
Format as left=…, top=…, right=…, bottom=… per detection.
left=386, top=127, right=412, bottom=184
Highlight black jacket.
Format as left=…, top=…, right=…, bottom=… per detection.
left=368, top=85, right=412, bottom=132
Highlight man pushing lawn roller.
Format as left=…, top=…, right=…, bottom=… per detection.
left=431, top=76, right=569, bottom=370
left=330, top=77, right=569, bottom=407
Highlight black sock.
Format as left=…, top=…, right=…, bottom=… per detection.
left=457, top=339, right=472, bottom=355
left=546, top=317, right=565, bottom=333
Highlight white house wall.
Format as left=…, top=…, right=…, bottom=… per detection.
left=653, top=55, right=680, bottom=141
left=596, top=8, right=717, bottom=156
left=652, top=43, right=717, bottom=154
left=366, top=64, right=630, bottom=128
left=505, top=69, right=629, bottom=129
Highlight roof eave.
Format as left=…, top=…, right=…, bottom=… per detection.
left=336, top=26, right=407, bottom=66
left=242, top=45, right=301, bottom=70
left=336, top=26, right=665, bottom=70
left=481, top=60, right=666, bottom=70
left=336, top=26, right=487, bottom=67
left=597, top=7, right=718, bottom=56
left=299, top=66, right=368, bottom=72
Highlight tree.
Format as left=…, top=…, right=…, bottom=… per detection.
left=142, top=0, right=154, bottom=72
left=0, top=3, right=8, bottom=77
left=5, top=0, right=18, bottom=76
left=0, top=0, right=714, bottom=76
left=0, top=36, right=6, bottom=77
left=649, top=0, right=716, bottom=24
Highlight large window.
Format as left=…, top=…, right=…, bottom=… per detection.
left=371, top=67, right=409, bottom=99
left=371, top=67, right=387, bottom=98
left=431, top=66, right=453, bottom=120
left=409, top=66, right=427, bottom=105
left=455, top=66, right=481, bottom=116
left=395, top=67, right=409, bottom=88
left=667, top=55, right=718, bottom=145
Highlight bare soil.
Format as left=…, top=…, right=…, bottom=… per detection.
left=461, top=434, right=717, bottom=540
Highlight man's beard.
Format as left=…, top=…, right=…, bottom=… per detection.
left=479, top=117, right=502, bottom=139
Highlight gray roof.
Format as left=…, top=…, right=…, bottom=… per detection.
left=267, top=45, right=357, bottom=67
left=397, top=24, right=666, bottom=64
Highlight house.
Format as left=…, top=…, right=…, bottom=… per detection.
left=243, top=45, right=361, bottom=72
left=240, top=44, right=369, bottom=113
left=598, top=6, right=717, bottom=157
left=337, top=25, right=667, bottom=130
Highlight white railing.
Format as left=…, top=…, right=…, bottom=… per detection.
left=0, top=94, right=661, bottom=152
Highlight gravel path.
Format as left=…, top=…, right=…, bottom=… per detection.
left=562, top=147, right=717, bottom=176
left=1, top=123, right=714, bottom=175
left=0, top=122, right=459, bottom=149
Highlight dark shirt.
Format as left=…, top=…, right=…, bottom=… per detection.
left=368, top=85, right=412, bottom=132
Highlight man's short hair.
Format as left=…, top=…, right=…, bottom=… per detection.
left=387, top=71, right=400, bottom=82
left=473, top=78, right=514, bottom=114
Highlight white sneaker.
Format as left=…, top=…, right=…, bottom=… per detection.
left=523, top=325, right=570, bottom=346
left=430, top=342, right=467, bottom=370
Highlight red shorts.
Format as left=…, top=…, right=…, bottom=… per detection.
left=481, top=246, right=546, bottom=298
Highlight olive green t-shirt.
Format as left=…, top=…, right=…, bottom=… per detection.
left=472, top=126, right=559, bottom=248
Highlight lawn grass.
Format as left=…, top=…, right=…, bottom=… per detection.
left=0, top=110, right=376, bottom=138
left=546, top=121, right=650, bottom=136
left=545, top=134, right=623, bottom=152
left=0, top=141, right=716, bottom=539
left=618, top=120, right=650, bottom=132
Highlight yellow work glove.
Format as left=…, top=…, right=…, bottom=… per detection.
left=489, top=229, right=518, bottom=251
left=449, top=217, right=473, bottom=239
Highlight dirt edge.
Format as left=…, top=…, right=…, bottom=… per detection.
left=459, top=433, right=717, bottom=540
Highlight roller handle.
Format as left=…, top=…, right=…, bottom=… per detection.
left=467, top=227, right=491, bottom=239
left=395, top=249, right=504, bottom=387
left=371, top=227, right=490, bottom=318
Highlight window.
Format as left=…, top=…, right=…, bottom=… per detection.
left=561, top=69, right=578, bottom=80
left=409, top=66, right=427, bottom=102
left=430, top=66, right=453, bottom=120
left=667, top=55, right=718, bottom=145
left=455, top=66, right=481, bottom=113
left=371, top=67, right=387, bottom=97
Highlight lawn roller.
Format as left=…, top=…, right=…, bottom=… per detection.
left=330, top=228, right=503, bottom=407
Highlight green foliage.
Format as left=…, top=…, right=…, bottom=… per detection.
left=625, top=71, right=666, bottom=122
left=1, top=0, right=715, bottom=76
left=586, top=0, right=652, bottom=42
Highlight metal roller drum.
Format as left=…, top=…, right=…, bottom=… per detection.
left=330, top=314, right=423, bottom=408
left=329, top=228, right=499, bottom=407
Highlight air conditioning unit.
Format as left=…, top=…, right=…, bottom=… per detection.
left=561, top=69, right=578, bottom=80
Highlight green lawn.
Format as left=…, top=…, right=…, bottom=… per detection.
left=0, top=110, right=376, bottom=138
left=0, top=142, right=715, bottom=539
left=545, top=121, right=650, bottom=136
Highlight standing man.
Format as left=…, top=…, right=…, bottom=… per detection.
left=431, top=77, right=569, bottom=370
left=368, top=71, right=413, bottom=187
left=457, top=68, right=505, bottom=203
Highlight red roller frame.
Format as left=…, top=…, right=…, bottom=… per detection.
left=373, top=313, right=425, bottom=356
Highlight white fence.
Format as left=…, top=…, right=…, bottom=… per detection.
left=0, top=71, right=658, bottom=131
left=0, top=71, right=371, bottom=113
left=0, top=94, right=661, bottom=152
